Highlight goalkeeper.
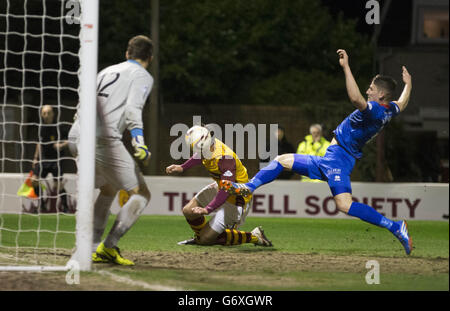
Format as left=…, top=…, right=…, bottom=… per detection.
left=68, top=35, right=154, bottom=265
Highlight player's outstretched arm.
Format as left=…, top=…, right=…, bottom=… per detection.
left=337, top=49, right=367, bottom=111
left=166, top=164, right=183, bottom=175
left=393, top=66, right=412, bottom=112
left=172, top=153, right=202, bottom=173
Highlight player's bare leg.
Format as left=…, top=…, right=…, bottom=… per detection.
left=181, top=197, right=208, bottom=243
left=196, top=224, right=220, bottom=245
left=274, top=153, right=295, bottom=169
left=333, top=192, right=352, bottom=214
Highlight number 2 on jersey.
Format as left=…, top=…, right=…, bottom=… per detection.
left=97, top=73, right=120, bottom=97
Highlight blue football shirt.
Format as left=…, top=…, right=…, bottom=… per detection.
left=333, top=101, right=400, bottom=159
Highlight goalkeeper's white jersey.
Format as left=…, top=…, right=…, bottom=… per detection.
left=70, top=59, right=153, bottom=141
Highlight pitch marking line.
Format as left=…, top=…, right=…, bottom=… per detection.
left=96, top=269, right=185, bottom=291
left=0, top=253, right=185, bottom=291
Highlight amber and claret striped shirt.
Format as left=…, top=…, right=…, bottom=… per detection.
left=181, top=138, right=252, bottom=212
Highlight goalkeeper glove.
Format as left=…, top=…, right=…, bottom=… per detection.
left=131, top=128, right=151, bottom=165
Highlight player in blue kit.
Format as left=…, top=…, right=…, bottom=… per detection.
left=220, top=49, right=413, bottom=255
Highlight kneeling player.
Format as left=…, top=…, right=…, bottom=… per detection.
left=166, top=125, right=272, bottom=247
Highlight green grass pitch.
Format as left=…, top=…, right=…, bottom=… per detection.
left=0, top=214, right=448, bottom=291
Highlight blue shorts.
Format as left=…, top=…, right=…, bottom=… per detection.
left=293, top=145, right=355, bottom=196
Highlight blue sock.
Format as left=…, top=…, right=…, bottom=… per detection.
left=291, top=154, right=309, bottom=176
left=348, top=202, right=400, bottom=233
left=246, top=160, right=284, bottom=192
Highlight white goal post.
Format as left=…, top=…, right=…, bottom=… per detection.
left=0, top=0, right=97, bottom=272
left=70, top=0, right=97, bottom=272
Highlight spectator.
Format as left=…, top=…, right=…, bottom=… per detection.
left=31, top=105, right=69, bottom=212
left=296, top=124, right=330, bottom=182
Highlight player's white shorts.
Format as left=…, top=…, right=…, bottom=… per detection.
left=68, top=137, right=145, bottom=191
left=194, top=182, right=252, bottom=234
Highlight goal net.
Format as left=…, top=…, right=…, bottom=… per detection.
left=0, top=0, right=97, bottom=272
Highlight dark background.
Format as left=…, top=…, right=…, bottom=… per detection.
left=0, top=0, right=448, bottom=183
